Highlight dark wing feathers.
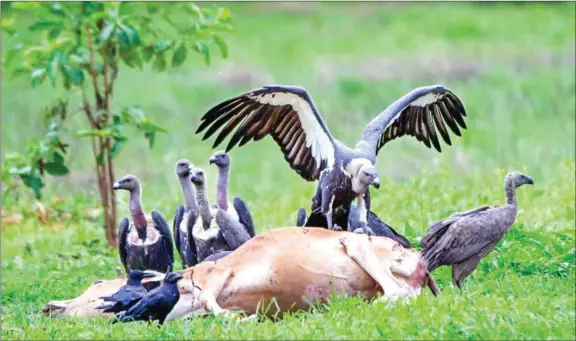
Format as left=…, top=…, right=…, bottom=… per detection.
left=172, top=205, right=184, bottom=263
left=361, top=85, right=467, bottom=154
left=118, top=217, right=130, bottom=274
left=233, top=197, right=256, bottom=238
left=151, top=210, right=175, bottom=270
left=196, top=86, right=336, bottom=181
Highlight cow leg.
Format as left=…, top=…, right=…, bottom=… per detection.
left=339, top=235, right=409, bottom=297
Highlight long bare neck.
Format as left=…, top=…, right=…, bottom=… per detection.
left=179, top=176, right=198, bottom=214
left=129, top=186, right=147, bottom=230
left=194, top=183, right=212, bottom=228
left=504, top=177, right=517, bottom=206
left=216, top=165, right=229, bottom=210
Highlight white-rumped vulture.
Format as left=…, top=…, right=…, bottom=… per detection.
left=196, top=85, right=468, bottom=232
left=113, top=175, right=174, bottom=274
left=421, top=171, right=534, bottom=288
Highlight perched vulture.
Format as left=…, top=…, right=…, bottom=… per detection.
left=189, top=167, right=252, bottom=262
left=196, top=84, right=468, bottom=232
left=114, top=272, right=183, bottom=325
left=421, top=171, right=534, bottom=288
left=173, top=159, right=200, bottom=269
left=296, top=206, right=411, bottom=248
left=208, top=150, right=256, bottom=238
left=113, top=175, right=174, bottom=274
left=96, top=270, right=155, bottom=314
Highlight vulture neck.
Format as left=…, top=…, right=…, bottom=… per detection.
left=179, top=176, right=198, bottom=214
left=216, top=165, right=230, bottom=211
left=194, top=183, right=212, bottom=229
left=504, top=177, right=517, bottom=207
left=129, top=186, right=148, bottom=238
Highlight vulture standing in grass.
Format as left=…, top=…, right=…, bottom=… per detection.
left=421, top=171, right=534, bottom=288
left=113, top=175, right=174, bottom=274
left=296, top=206, right=411, bottom=248
left=196, top=84, right=468, bottom=232
left=173, top=159, right=200, bottom=268
left=97, top=270, right=155, bottom=314
left=208, top=150, right=256, bottom=238
left=189, top=167, right=252, bottom=262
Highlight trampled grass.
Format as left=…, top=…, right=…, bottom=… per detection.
left=1, top=2, right=575, bottom=340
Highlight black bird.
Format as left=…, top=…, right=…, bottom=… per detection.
left=97, top=270, right=156, bottom=313
left=114, top=272, right=183, bottom=325
left=113, top=174, right=175, bottom=273
left=196, top=84, right=468, bottom=232
left=173, top=160, right=200, bottom=269
left=296, top=206, right=411, bottom=248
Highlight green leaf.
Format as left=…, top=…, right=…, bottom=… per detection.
left=51, top=152, right=65, bottom=164
left=61, top=64, right=84, bottom=85
left=142, top=46, right=155, bottom=63
left=96, top=150, right=105, bottom=165
left=110, top=137, right=128, bottom=158
left=152, top=53, right=167, bottom=73
left=30, top=68, right=47, bottom=88
left=20, top=174, right=44, bottom=200
left=76, top=129, right=120, bottom=138
left=145, top=132, right=156, bottom=149
left=43, top=162, right=69, bottom=176
left=194, top=42, right=210, bottom=66
left=154, top=40, right=172, bottom=53
left=120, top=24, right=141, bottom=46
left=213, top=36, right=228, bottom=58
left=171, top=44, right=188, bottom=68
left=29, top=21, right=62, bottom=32
left=48, top=28, right=61, bottom=40
left=99, top=21, right=115, bottom=43
left=119, top=48, right=143, bottom=70
left=116, top=29, right=131, bottom=48
left=216, top=7, right=231, bottom=21
left=46, top=57, right=58, bottom=87
left=49, top=2, right=66, bottom=17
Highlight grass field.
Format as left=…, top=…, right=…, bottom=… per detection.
left=2, top=2, right=575, bottom=340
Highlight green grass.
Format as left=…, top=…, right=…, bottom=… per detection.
left=2, top=2, right=575, bottom=340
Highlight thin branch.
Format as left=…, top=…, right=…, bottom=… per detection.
left=85, top=23, right=104, bottom=112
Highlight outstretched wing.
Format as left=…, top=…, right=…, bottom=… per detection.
left=360, top=85, right=467, bottom=154
left=151, top=210, right=175, bottom=270
left=172, top=205, right=184, bottom=261
left=196, top=85, right=337, bottom=181
left=118, top=217, right=130, bottom=274
left=233, top=196, right=255, bottom=238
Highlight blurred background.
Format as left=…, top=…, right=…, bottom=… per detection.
left=2, top=1, right=574, bottom=231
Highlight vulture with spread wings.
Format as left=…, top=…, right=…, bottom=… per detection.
left=196, top=85, right=468, bottom=231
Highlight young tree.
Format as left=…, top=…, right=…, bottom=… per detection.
left=1, top=2, right=233, bottom=246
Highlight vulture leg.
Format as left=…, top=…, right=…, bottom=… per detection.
left=118, top=217, right=130, bottom=274
left=339, top=235, right=408, bottom=296
left=296, top=208, right=307, bottom=227
left=215, top=209, right=251, bottom=250
left=320, top=186, right=335, bottom=230
left=357, top=196, right=375, bottom=236
left=452, top=256, right=481, bottom=289
left=233, top=197, right=256, bottom=238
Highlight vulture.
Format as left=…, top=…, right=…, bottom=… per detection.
left=208, top=150, right=256, bottom=238
left=97, top=270, right=155, bottom=314
left=195, top=84, right=468, bottom=232
left=421, top=171, right=534, bottom=288
left=173, top=159, right=200, bottom=269
left=113, top=175, right=174, bottom=274
left=114, top=272, right=183, bottom=326
left=296, top=206, right=411, bottom=248
left=189, top=167, right=252, bottom=262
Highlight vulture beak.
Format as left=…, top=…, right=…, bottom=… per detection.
left=174, top=273, right=184, bottom=281
left=112, top=182, right=121, bottom=190
left=209, top=155, right=217, bottom=165
left=525, top=176, right=534, bottom=185
left=371, top=177, right=381, bottom=189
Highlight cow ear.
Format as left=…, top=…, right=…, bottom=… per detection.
left=116, top=267, right=126, bottom=279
